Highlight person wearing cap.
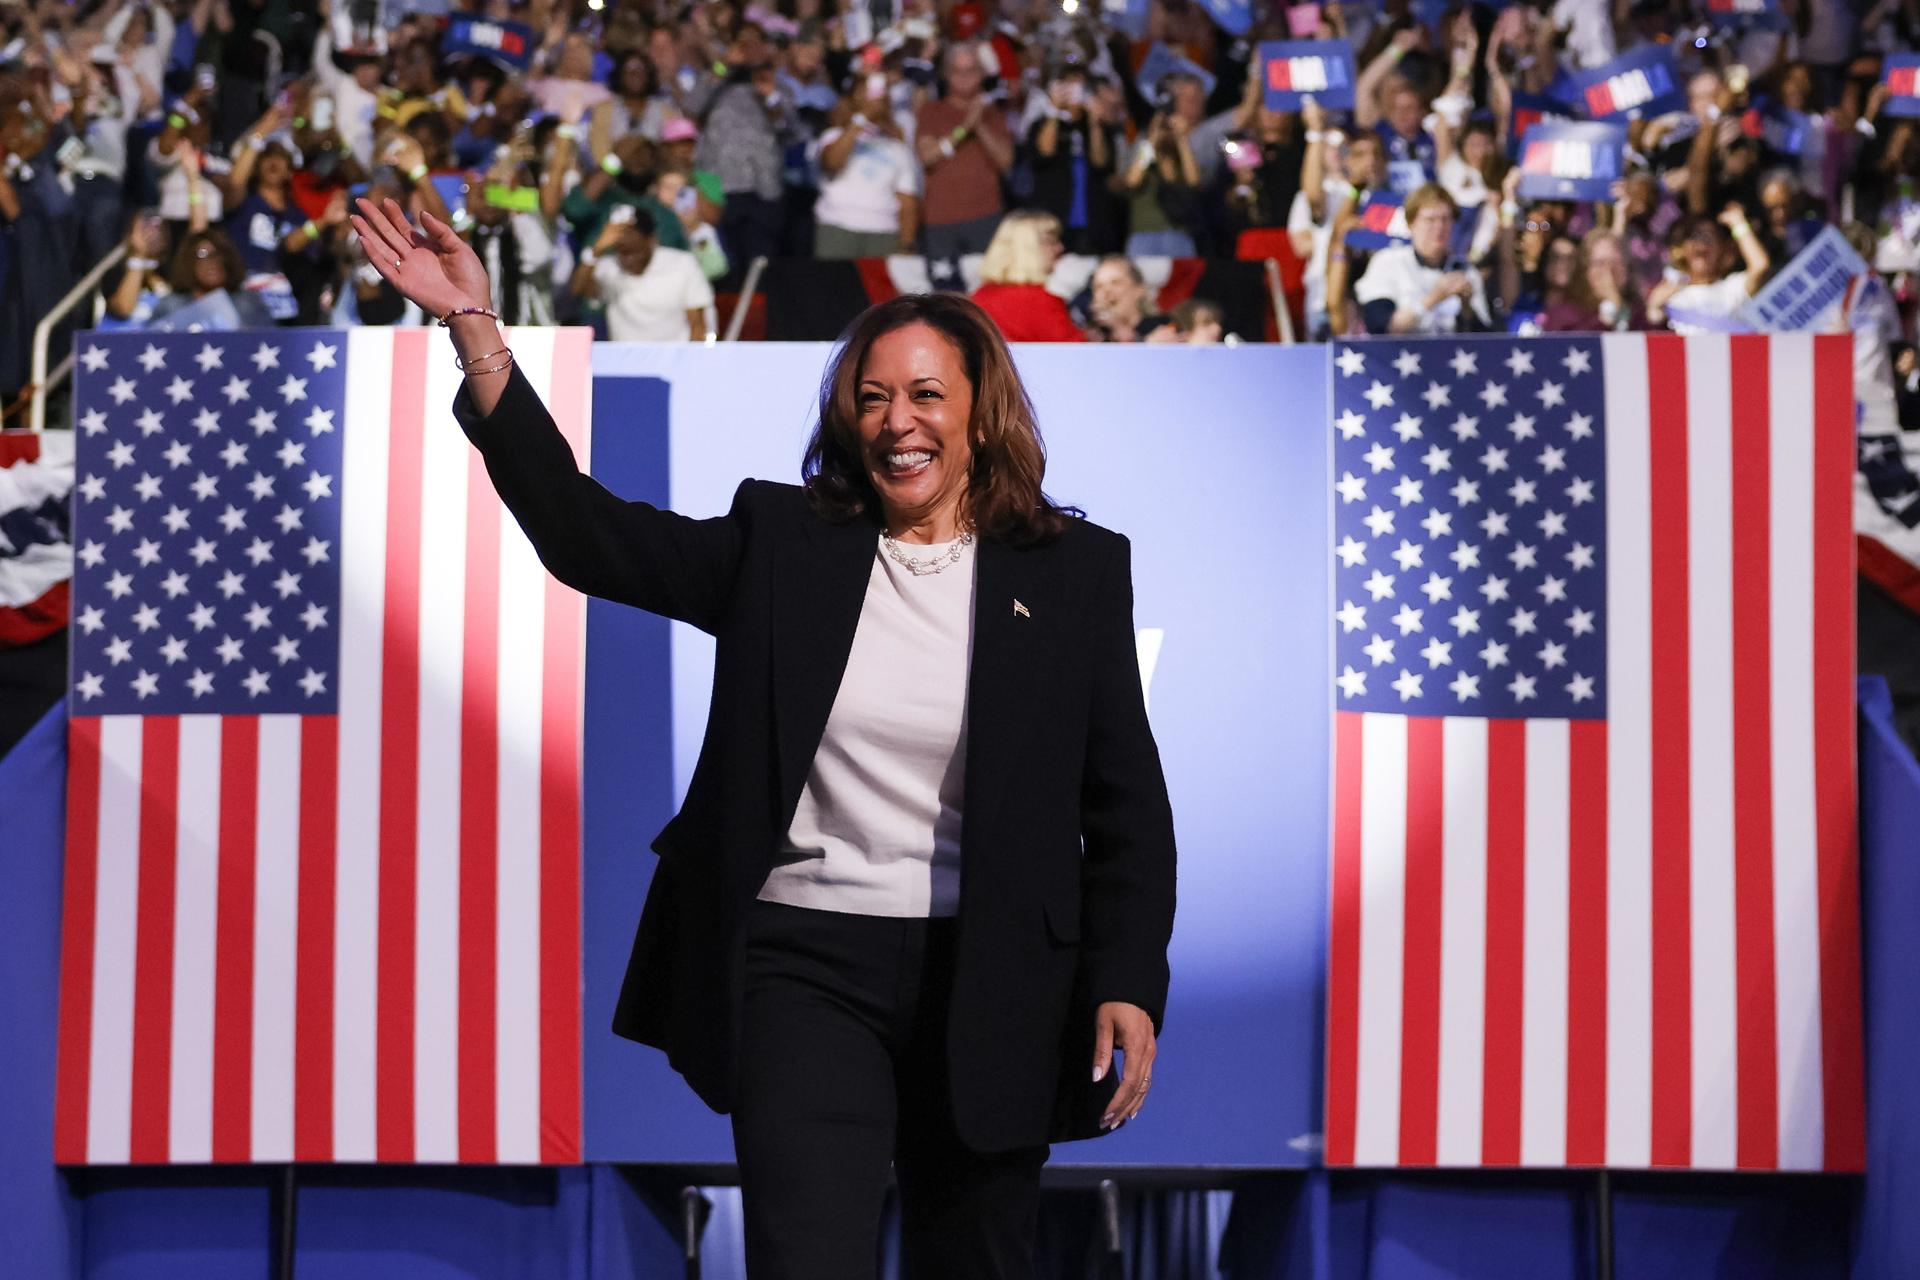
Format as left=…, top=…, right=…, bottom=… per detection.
left=915, top=42, right=1013, bottom=260
left=567, top=202, right=715, bottom=342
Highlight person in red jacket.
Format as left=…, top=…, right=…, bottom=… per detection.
left=969, top=209, right=1087, bottom=342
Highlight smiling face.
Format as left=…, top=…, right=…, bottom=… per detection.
left=854, top=322, right=976, bottom=538
left=1091, top=260, right=1146, bottom=321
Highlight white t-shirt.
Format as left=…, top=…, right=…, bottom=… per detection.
left=594, top=246, right=713, bottom=342
left=1354, top=243, right=1492, bottom=333
left=811, top=126, right=921, bottom=235
left=759, top=535, right=974, bottom=917
left=1663, top=272, right=1751, bottom=334
left=147, top=136, right=227, bottom=223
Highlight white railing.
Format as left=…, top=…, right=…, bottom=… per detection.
left=1264, top=257, right=1297, bottom=345
left=723, top=255, right=769, bottom=343
left=29, top=244, right=127, bottom=432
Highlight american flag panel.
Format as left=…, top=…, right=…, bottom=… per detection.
left=1324, top=334, right=1864, bottom=1171
left=54, top=326, right=591, bottom=1165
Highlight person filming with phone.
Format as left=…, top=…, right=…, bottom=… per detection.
left=1028, top=59, right=1120, bottom=255
left=1353, top=182, right=1490, bottom=334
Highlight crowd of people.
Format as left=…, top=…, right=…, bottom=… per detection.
left=0, top=0, right=1916, bottom=407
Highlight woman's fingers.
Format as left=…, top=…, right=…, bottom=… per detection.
left=385, top=197, right=434, bottom=252
left=354, top=197, right=412, bottom=259
left=348, top=215, right=402, bottom=283
left=419, top=206, right=464, bottom=252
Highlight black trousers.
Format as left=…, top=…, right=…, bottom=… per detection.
left=732, top=899, right=1049, bottom=1280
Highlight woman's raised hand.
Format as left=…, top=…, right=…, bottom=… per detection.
left=350, top=196, right=491, bottom=323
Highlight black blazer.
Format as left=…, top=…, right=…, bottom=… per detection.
left=454, top=366, right=1177, bottom=1152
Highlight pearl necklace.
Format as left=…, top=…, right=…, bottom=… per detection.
left=882, top=529, right=974, bottom=576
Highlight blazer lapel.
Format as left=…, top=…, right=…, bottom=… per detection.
left=961, top=536, right=1044, bottom=855
left=770, top=510, right=877, bottom=827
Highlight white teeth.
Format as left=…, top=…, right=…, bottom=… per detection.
left=886, top=449, right=933, bottom=471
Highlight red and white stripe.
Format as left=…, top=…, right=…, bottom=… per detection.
left=1325, top=334, right=1863, bottom=1170
left=54, top=327, right=589, bottom=1165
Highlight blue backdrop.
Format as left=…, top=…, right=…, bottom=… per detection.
left=581, top=343, right=1333, bottom=1166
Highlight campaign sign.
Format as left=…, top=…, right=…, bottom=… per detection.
left=1344, top=190, right=1408, bottom=250
left=443, top=16, right=535, bottom=70
left=1703, top=0, right=1788, bottom=28
left=1569, top=45, right=1683, bottom=120
left=1259, top=40, right=1355, bottom=110
left=1742, top=99, right=1809, bottom=156
left=1509, top=91, right=1575, bottom=159
left=1516, top=120, right=1625, bottom=201
left=1741, top=224, right=1870, bottom=332
left=1136, top=42, right=1217, bottom=101
left=1882, top=54, right=1920, bottom=118
left=1197, top=0, right=1253, bottom=36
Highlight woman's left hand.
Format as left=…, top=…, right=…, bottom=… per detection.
left=1092, top=1001, right=1157, bottom=1130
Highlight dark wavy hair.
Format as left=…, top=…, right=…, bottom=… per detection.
left=802, top=293, right=1078, bottom=545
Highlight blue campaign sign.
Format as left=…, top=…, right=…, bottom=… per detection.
left=1741, top=223, right=1871, bottom=332
left=1508, top=91, right=1576, bottom=159
left=1345, top=189, right=1408, bottom=250
left=1567, top=45, right=1684, bottom=120
left=442, top=15, right=535, bottom=70
left=581, top=342, right=1331, bottom=1167
left=1259, top=40, right=1356, bottom=110
left=1100, top=0, right=1151, bottom=40
left=1883, top=53, right=1920, bottom=118
left=1743, top=99, right=1810, bottom=156
left=1516, top=120, right=1626, bottom=201
left=1703, top=0, right=1788, bottom=27
left=1195, top=0, right=1252, bottom=36
left=1136, top=42, right=1217, bottom=101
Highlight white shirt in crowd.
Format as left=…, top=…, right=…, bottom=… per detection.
left=1354, top=243, right=1492, bottom=333
left=312, top=30, right=381, bottom=168
left=759, top=536, right=975, bottom=918
left=146, top=137, right=226, bottom=222
left=811, top=125, right=922, bottom=235
left=1662, top=272, right=1751, bottom=335
left=593, top=246, right=714, bottom=342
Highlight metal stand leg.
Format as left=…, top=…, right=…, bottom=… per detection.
left=278, top=1164, right=299, bottom=1280
left=680, top=1186, right=712, bottom=1280
left=1594, top=1169, right=1614, bottom=1280
left=1097, top=1178, right=1124, bottom=1279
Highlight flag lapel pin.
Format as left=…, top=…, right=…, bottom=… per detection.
left=1013, top=599, right=1030, bottom=618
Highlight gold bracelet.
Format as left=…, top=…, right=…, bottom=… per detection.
left=462, top=351, right=515, bottom=377
left=454, top=345, right=510, bottom=371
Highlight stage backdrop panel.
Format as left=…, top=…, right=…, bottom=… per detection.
left=582, top=342, right=1331, bottom=1166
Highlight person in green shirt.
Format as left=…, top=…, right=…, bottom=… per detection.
left=562, top=134, right=687, bottom=253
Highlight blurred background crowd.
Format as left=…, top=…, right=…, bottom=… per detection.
left=0, top=0, right=1915, bottom=412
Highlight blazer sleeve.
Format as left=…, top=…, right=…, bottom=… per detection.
left=1079, top=533, right=1177, bottom=1033
left=452, top=363, right=746, bottom=634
